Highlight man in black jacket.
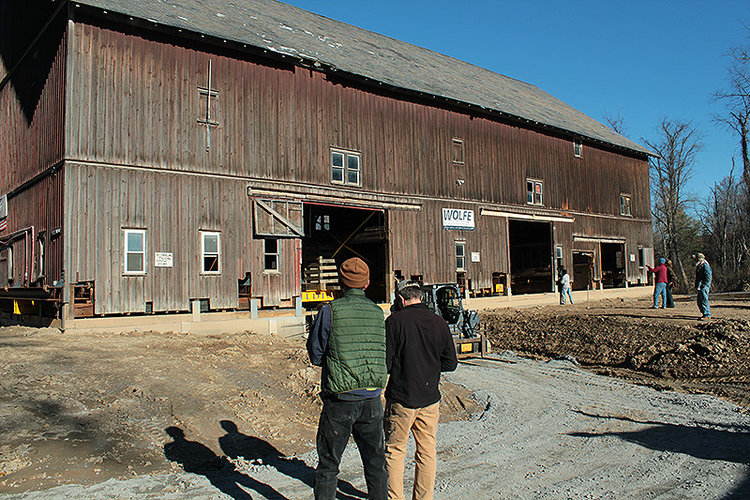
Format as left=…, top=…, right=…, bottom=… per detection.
left=384, top=280, right=458, bottom=500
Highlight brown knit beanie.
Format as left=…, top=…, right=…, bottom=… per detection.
left=339, top=257, right=369, bottom=288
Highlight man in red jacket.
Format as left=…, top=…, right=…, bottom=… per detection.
left=384, top=280, right=458, bottom=500
left=647, top=257, right=669, bottom=308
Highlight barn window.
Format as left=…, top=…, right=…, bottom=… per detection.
left=526, top=179, right=544, bottom=206
left=201, top=231, right=221, bottom=274
left=331, top=149, right=361, bottom=186
left=574, top=141, right=583, bottom=158
left=37, top=235, right=45, bottom=278
left=455, top=241, right=466, bottom=271
left=620, top=194, right=632, bottom=216
left=264, top=238, right=279, bottom=271
left=452, top=138, right=465, bottom=165
left=124, top=229, right=146, bottom=275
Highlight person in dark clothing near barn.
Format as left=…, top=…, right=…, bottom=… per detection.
left=694, top=252, right=713, bottom=320
left=384, top=280, right=458, bottom=500
left=306, top=257, right=388, bottom=500
left=646, top=257, right=669, bottom=308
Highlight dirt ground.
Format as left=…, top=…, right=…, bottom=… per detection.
left=483, top=293, right=750, bottom=409
left=0, top=325, right=477, bottom=495
left=1, top=292, right=749, bottom=497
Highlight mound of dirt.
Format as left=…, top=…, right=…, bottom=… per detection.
left=483, top=295, right=750, bottom=408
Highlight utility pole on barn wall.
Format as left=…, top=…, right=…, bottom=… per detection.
left=643, top=119, right=703, bottom=290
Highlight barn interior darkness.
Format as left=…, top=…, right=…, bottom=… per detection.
left=509, top=220, right=553, bottom=294
left=601, top=242, right=626, bottom=288
left=302, top=205, right=388, bottom=303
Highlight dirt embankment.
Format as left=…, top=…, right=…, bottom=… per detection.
left=482, top=295, right=750, bottom=408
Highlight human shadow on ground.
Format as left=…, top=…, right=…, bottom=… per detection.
left=218, top=420, right=366, bottom=500
left=164, top=426, right=287, bottom=499
left=569, top=411, right=750, bottom=499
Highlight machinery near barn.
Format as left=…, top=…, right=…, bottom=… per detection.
left=420, top=283, right=486, bottom=359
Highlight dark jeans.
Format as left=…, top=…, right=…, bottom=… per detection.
left=315, top=396, right=387, bottom=500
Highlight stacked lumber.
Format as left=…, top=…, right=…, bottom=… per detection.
left=304, top=257, right=339, bottom=290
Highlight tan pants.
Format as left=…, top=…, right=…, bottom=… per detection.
left=384, top=400, right=440, bottom=500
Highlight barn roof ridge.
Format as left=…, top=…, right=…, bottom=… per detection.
left=71, top=0, right=652, bottom=156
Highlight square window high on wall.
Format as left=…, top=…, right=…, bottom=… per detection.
left=526, top=179, right=544, bottom=206
left=201, top=231, right=221, bottom=274
left=331, top=148, right=361, bottom=186
left=574, top=141, right=583, bottom=158
left=124, top=229, right=146, bottom=275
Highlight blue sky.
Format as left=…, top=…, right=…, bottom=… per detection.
left=283, top=0, right=749, bottom=202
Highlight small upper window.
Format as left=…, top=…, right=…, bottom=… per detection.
left=455, top=241, right=466, bottom=271
left=526, top=179, right=544, bottom=206
left=201, top=231, right=221, bottom=274
left=331, top=149, right=361, bottom=186
left=574, top=141, right=583, bottom=158
left=264, top=238, right=279, bottom=271
left=620, top=194, right=632, bottom=216
left=124, top=229, right=146, bottom=275
left=452, top=138, right=465, bottom=165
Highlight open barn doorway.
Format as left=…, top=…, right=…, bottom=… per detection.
left=572, top=251, right=594, bottom=291
left=508, top=220, right=553, bottom=294
left=302, top=204, right=388, bottom=303
left=601, top=242, right=626, bottom=288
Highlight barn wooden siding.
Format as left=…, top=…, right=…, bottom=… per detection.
left=0, top=11, right=66, bottom=194
left=65, top=22, right=650, bottom=218
left=61, top=19, right=651, bottom=309
left=64, top=163, right=297, bottom=314
left=389, top=200, right=509, bottom=289
left=0, top=8, right=67, bottom=289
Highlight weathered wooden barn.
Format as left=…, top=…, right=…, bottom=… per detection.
left=1, top=0, right=654, bottom=321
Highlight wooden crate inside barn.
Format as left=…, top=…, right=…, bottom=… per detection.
left=304, top=257, right=339, bottom=290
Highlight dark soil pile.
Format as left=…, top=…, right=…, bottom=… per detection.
left=482, top=296, right=750, bottom=408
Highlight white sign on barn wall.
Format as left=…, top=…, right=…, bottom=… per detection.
left=154, top=252, right=173, bottom=268
left=442, top=208, right=475, bottom=230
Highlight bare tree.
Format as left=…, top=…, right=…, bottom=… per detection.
left=604, top=110, right=628, bottom=136
left=714, top=45, right=750, bottom=191
left=699, top=162, right=749, bottom=290
left=642, top=119, right=703, bottom=288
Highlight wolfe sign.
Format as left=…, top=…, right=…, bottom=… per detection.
left=442, top=208, right=475, bottom=230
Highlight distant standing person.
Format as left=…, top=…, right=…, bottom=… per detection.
left=559, top=267, right=573, bottom=305
left=665, top=259, right=676, bottom=308
left=384, top=280, right=458, bottom=500
left=646, top=258, right=668, bottom=308
left=306, top=257, right=388, bottom=500
left=695, top=252, right=712, bottom=320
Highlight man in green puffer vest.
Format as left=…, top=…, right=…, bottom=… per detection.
left=307, top=257, right=388, bottom=500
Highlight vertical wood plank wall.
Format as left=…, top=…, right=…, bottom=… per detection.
left=59, top=20, right=652, bottom=312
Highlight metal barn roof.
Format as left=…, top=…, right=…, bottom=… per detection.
left=72, top=0, right=652, bottom=156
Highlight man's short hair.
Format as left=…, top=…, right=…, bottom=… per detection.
left=397, top=280, right=423, bottom=301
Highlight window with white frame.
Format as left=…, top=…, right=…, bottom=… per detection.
left=124, top=229, right=146, bottom=274
left=264, top=238, right=279, bottom=271
left=574, top=141, right=583, bottom=158
left=201, top=231, right=221, bottom=274
left=455, top=241, right=466, bottom=271
left=526, top=179, right=544, bottom=206
left=331, top=148, right=361, bottom=186
left=620, top=194, right=632, bottom=216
